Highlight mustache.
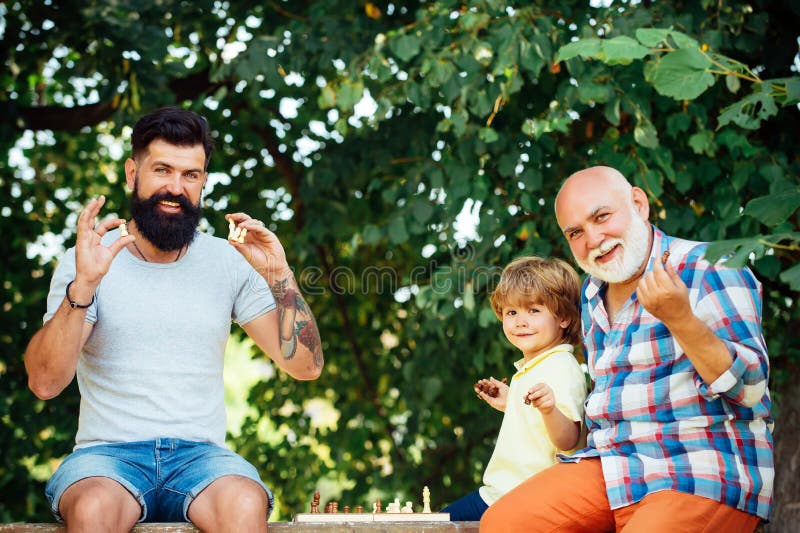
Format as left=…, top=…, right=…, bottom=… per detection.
left=139, top=192, right=198, bottom=211
left=589, top=239, right=623, bottom=261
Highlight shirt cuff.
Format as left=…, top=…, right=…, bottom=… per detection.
left=695, top=341, right=747, bottom=399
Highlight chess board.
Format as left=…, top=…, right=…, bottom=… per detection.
left=294, top=512, right=451, bottom=523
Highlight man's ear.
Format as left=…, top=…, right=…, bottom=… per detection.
left=124, top=158, right=137, bottom=191
left=631, top=186, right=650, bottom=220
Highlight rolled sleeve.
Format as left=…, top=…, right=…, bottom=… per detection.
left=693, top=266, right=768, bottom=408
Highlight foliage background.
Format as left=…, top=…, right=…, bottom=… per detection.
left=1, top=0, right=798, bottom=529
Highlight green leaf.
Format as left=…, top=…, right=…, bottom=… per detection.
left=387, top=217, right=409, bottom=244
left=688, top=130, right=713, bottom=155
left=336, top=80, right=364, bottom=110
left=604, top=98, right=621, bottom=126
left=555, top=38, right=602, bottom=62
left=426, top=59, right=456, bottom=88
left=520, top=167, right=543, bottom=190
left=318, top=85, right=336, bottom=109
left=478, top=307, right=497, bottom=328
left=362, top=224, right=383, bottom=245
left=411, top=199, right=434, bottom=223
left=641, top=169, right=663, bottom=198
left=479, top=127, right=499, bottom=143
left=717, top=89, right=779, bottom=130
left=422, top=377, right=443, bottom=404
left=634, top=120, right=659, bottom=149
left=461, top=11, right=490, bottom=30
left=669, top=31, right=699, bottom=49
left=462, top=287, right=476, bottom=311
left=704, top=237, right=761, bottom=265
left=744, top=190, right=800, bottom=226
left=781, top=77, right=800, bottom=105
left=601, top=36, right=650, bottom=65
left=390, top=34, right=421, bottom=62
left=635, top=28, right=672, bottom=47
left=779, top=263, right=800, bottom=291
left=755, top=255, right=782, bottom=280
left=666, top=113, right=691, bottom=137
left=519, top=39, right=545, bottom=75
left=577, top=81, right=613, bottom=104
left=725, top=74, right=741, bottom=94
left=650, top=48, right=714, bottom=100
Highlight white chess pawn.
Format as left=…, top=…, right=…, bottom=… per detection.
left=401, top=501, right=413, bottom=513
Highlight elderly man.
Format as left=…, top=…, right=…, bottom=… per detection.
left=481, top=166, right=772, bottom=532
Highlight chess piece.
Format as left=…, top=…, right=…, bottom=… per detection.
left=344, top=505, right=350, bottom=513
left=374, top=498, right=382, bottom=513
left=311, top=490, right=320, bottom=513
left=355, top=505, right=363, bottom=513
left=422, top=486, right=431, bottom=513
left=474, top=377, right=508, bottom=398
left=402, top=501, right=413, bottom=513
left=332, top=502, right=339, bottom=513
left=386, top=497, right=401, bottom=513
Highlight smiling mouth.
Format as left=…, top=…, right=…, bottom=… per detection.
left=159, top=200, right=181, bottom=208
left=595, top=244, right=620, bottom=263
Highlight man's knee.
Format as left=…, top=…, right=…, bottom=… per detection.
left=189, top=475, right=268, bottom=531
left=61, top=477, right=140, bottom=531
left=226, top=479, right=269, bottom=516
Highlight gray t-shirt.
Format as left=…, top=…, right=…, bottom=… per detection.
left=44, top=229, right=276, bottom=449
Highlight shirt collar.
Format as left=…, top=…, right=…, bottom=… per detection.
left=513, top=344, right=574, bottom=372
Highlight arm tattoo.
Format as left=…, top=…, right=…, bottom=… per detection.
left=270, top=277, right=323, bottom=368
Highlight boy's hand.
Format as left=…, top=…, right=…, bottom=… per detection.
left=524, top=382, right=555, bottom=414
left=474, top=377, right=508, bottom=412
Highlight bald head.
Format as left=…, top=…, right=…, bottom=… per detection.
left=555, top=166, right=633, bottom=228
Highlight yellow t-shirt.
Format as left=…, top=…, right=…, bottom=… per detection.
left=478, top=344, right=587, bottom=505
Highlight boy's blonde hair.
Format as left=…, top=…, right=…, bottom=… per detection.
left=490, top=256, right=581, bottom=345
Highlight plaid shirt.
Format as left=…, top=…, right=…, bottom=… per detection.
left=562, top=226, right=773, bottom=520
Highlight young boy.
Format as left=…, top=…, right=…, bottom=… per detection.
left=441, top=256, right=587, bottom=521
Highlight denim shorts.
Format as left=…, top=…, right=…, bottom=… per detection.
left=45, top=438, right=273, bottom=523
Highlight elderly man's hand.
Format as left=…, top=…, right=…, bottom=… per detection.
left=636, top=258, right=690, bottom=326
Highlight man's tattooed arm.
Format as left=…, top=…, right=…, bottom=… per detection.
left=270, top=275, right=323, bottom=370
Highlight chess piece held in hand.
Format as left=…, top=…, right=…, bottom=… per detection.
left=474, top=377, right=508, bottom=398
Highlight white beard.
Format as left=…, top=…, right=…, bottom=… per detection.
left=575, top=213, right=652, bottom=283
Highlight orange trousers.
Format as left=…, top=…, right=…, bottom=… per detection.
left=479, top=458, right=761, bottom=533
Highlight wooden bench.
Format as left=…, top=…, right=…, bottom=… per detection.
left=0, top=523, right=480, bottom=532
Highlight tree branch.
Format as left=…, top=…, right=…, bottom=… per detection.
left=3, top=68, right=225, bottom=132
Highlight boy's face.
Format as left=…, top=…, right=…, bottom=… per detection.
left=501, top=302, right=569, bottom=361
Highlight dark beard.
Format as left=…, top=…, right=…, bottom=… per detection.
left=130, top=183, right=202, bottom=252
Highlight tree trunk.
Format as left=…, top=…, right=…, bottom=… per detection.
left=766, top=361, right=800, bottom=532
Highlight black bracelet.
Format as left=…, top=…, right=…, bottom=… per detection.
left=66, top=280, right=95, bottom=309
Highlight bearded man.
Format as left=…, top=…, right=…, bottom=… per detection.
left=481, top=166, right=773, bottom=532
left=25, top=107, right=323, bottom=532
